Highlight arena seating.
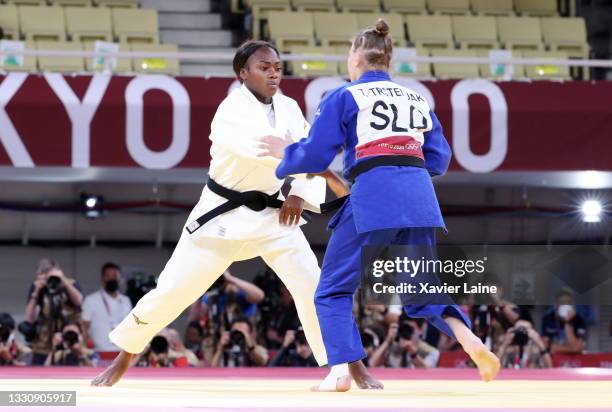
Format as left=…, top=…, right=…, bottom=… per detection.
left=470, top=0, right=514, bottom=16
left=427, top=0, right=471, bottom=16
left=247, top=0, right=590, bottom=80
left=0, top=0, right=178, bottom=74
left=382, top=0, right=427, bottom=15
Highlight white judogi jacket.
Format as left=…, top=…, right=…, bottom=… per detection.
left=185, top=84, right=326, bottom=240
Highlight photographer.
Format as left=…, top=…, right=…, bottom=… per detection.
left=159, top=328, right=199, bottom=367
left=44, top=323, right=96, bottom=367
left=22, top=259, right=83, bottom=365
left=189, top=271, right=264, bottom=330
left=211, top=317, right=268, bottom=367
left=269, top=327, right=317, bottom=367
left=260, top=283, right=300, bottom=352
left=541, top=289, right=586, bottom=355
left=136, top=334, right=173, bottom=368
left=496, top=320, right=552, bottom=368
left=369, top=317, right=440, bottom=368
left=0, top=313, right=32, bottom=366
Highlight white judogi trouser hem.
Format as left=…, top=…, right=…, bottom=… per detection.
left=108, top=227, right=328, bottom=366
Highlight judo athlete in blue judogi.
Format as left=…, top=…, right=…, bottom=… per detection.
left=259, top=19, right=500, bottom=391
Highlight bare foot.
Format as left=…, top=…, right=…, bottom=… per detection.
left=349, top=361, right=383, bottom=390
left=310, top=375, right=351, bottom=392
left=470, top=347, right=501, bottom=382
left=91, top=351, right=136, bottom=387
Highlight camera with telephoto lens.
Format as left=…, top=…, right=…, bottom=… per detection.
left=397, top=323, right=415, bottom=341
left=511, top=326, right=529, bottom=347
left=230, top=329, right=246, bottom=348
left=62, top=330, right=80, bottom=349
left=150, top=335, right=169, bottom=355
left=45, top=275, right=63, bottom=295
left=0, top=313, right=15, bottom=344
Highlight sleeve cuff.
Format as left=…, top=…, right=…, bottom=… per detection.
left=288, top=175, right=326, bottom=213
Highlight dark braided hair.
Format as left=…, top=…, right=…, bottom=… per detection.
left=352, top=19, right=393, bottom=69
left=232, top=40, right=280, bottom=79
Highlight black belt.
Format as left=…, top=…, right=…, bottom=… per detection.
left=323, top=155, right=426, bottom=213
left=348, top=155, right=425, bottom=182
left=186, top=178, right=286, bottom=234
left=187, top=156, right=425, bottom=233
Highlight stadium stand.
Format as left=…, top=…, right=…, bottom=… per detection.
left=406, top=14, right=454, bottom=50
left=65, top=6, right=114, bottom=43
left=49, top=0, right=92, bottom=6
left=36, top=40, right=84, bottom=72
left=336, top=0, right=381, bottom=13
left=83, top=40, right=131, bottom=72
left=382, top=0, right=427, bottom=15
left=93, top=0, right=138, bottom=7
left=267, top=11, right=315, bottom=52
left=476, top=49, right=525, bottom=79
left=393, top=46, right=432, bottom=77
left=312, top=12, right=359, bottom=47
left=496, top=16, right=544, bottom=51
left=540, top=17, right=589, bottom=58
left=112, top=7, right=159, bottom=44
left=470, top=0, right=514, bottom=16
left=247, top=0, right=291, bottom=41
left=522, top=50, right=571, bottom=79
left=0, top=4, right=20, bottom=40
left=4, top=0, right=47, bottom=5
left=131, top=42, right=179, bottom=75
left=292, top=0, right=336, bottom=13
left=514, top=0, right=558, bottom=17
left=356, top=12, right=406, bottom=45
left=430, top=48, right=479, bottom=78
left=287, top=44, right=339, bottom=77
left=427, top=0, right=471, bottom=16
left=20, top=5, right=67, bottom=41
left=452, top=15, right=500, bottom=50
left=0, top=40, right=36, bottom=72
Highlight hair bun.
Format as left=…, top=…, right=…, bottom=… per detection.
left=374, top=19, right=390, bottom=36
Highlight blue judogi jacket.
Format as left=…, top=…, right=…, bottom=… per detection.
left=276, top=70, right=451, bottom=234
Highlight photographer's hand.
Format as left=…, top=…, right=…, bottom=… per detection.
left=233, top=323, right=254, bottom=348
left=0, top=343, right=12, bottom=361
left=282, top=330, right=296, bottom=348
left=219, top=331, right=230, bottom=348
left=222, top=272, right=264, bottom=304
left=211, top=332, right=230, bottom=368
left=49, top=269, right=83, bottom=307
left=51, top=332, right=63, bottom=348
left=386, top=323, right=398, bottom=343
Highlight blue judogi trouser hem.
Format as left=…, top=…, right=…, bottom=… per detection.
left=315, top=199, right=471, bottom=366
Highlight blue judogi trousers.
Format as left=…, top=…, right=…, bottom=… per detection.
left=315, top=199, right=472, bottom=366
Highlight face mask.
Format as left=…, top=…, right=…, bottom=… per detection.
left=104, top=280, right=119, bottom=294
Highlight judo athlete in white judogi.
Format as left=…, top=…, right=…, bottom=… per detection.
left=92, top=41, right=351, bottom=387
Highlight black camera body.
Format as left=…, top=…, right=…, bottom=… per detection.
left=62, top=330, right=80, bottom=348
left=397, top=323, right=415, bottom=341
left=230, top=329, right=246, bottom=348
left=45, top=276, right=63, bottom=295
left=150, top=335, right=169, bottom=355
left=512, top=327, right=530, bottom=347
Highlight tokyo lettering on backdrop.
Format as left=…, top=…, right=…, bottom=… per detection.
left=1, top=74, right=611, bottom=173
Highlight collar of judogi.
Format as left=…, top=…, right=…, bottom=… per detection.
left=240, top=83, right=277, bottom=107
left=358, top=70, right=391, bottom=82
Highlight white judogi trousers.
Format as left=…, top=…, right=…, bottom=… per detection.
left=108, top=224, right=328, bottom=366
